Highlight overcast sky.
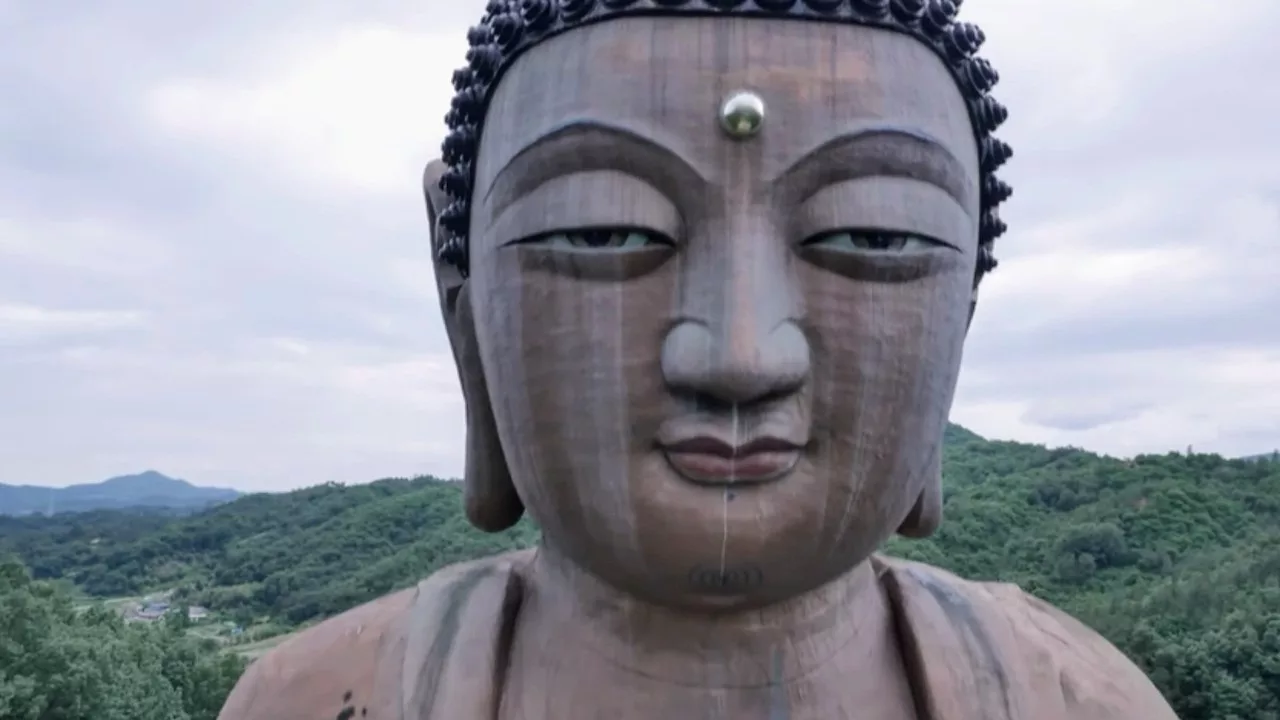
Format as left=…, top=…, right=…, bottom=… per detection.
left=2, top=0, right=1277, bottom=491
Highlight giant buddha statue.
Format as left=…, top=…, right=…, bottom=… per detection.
left=217, top=1, right=1180, bottom=718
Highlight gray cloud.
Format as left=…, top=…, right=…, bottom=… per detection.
left=1, top=0, right=1276, bottom=490
left=1020, top=401, right=1155, bottom=434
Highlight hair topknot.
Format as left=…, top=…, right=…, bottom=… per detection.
left=436, top=0, right=1012, bottom=282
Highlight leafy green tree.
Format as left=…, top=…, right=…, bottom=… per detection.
left=0, top=556, right=245, bottom=720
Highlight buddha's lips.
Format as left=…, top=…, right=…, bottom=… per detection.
left=659, top=436, right=802, bottom=485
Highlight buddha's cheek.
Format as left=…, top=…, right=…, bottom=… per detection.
left=805, top=268, right=971, bottom=556
left=472, top=251, right=677, bottom=569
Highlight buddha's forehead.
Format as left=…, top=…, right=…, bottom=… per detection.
left=474, top=15, right=977, bottom=194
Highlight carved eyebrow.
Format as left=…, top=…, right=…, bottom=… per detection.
left=482, top=119, right=708, bottom=218
left=778, top=125, right=975, bottom=208
left=481, top=121, right=974, bottom=218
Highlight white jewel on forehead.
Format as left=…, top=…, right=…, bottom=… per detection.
left=719, top=90, right=765, bottom=140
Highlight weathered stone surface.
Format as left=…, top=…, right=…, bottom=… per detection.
left=218, top=7, right=1176, bottom=719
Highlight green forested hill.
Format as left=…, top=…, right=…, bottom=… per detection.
left=0, top=471, right=240, bottom=516
left=1, top=478, right=537, bottom=623
left=890, top=427, right=1280, bottom=719
left=3, top=425, right=1279, bottom=719
left=893, top=425, right=1280, bottom=602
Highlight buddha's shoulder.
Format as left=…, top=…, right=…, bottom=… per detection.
left=216, top=549, right=534, bottom=720
left=874, top=555, right=1178, bottom=719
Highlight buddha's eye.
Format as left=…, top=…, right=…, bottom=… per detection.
left=520, top=228, right=673, bottom=250
left=801, top=231, right=942, bottom=252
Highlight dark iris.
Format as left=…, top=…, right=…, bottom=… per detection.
left=578, top=230, right=620, bottom=247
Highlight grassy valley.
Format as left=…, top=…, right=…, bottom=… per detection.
left=3, top=425, right=1279, bottom=719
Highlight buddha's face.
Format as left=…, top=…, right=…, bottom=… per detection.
left=463, top=17, right=979, bottom=609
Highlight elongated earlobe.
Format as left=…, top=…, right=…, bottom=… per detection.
left=966, top=278, right=981, bottom=332
left=424, top=162, right=524, bottom=532
left=897, top=447, right=943, bottom=538
left=452, top=284, right=524, bottom=531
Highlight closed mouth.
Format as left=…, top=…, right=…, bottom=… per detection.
left=658, top=435, right=803, bottom=485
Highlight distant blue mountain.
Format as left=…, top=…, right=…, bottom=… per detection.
left=0, top=471, right=240, bottom=516
left=1240, top=451, right=1279, bottom=463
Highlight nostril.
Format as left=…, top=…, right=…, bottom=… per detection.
left=678, top=385, right=801, bottom=415
left=661, top=320, right=810, bottom=407
left=755, top=384, right=802, bottom=406
left=672, top=389, right=735, bottom=415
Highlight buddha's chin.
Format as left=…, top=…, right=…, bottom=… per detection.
left=599, top=506, right=855, bottom=610
left=606, top=552, right=853, bottom=614
left=537, top=454, right=872, bottom=609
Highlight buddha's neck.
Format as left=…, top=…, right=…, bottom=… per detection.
left=514, top=545, right=894, bottom=688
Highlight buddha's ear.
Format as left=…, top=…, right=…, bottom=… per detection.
left=423, top=160, right=524, bottom=532
left=902, top=260, right=978, bottom=537
left=897, top=445, right=943, bottom=539
left=967, top=241, right=994, bottom=333
left=424, top=160, right=463, bottom=313
left=966, top=282, right=980, bottom=333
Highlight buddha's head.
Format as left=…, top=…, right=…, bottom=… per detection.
left=423, top=0, right=1010, bottom=611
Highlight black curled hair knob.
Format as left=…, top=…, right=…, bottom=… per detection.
left=972, top=95, right=1008, bottom=133
left=977, top=243, right=998, bottom=274
left=889, top=0, right=927, bottom=24
left=466, top=25, right=493, bottom=46
left=981, top=175, right=1012, bottom=206
left=850, top=0, right=892, bottom=20
left=920, top=0, right=958, bottom=37
left=438, top=198, right=469, bottom=241
left=449, top=84, right=486, bottom=124
left=437, top=0, right=1013, bottom=285
left=955, top=56, right=998, bottom=96
left=466, top=43, right=503, bottom=82
left=489, top=12, right=526, bottom=51
left=450, top=67, right=474, bottom=92
left=980, top=137, right=1013, bottom=173
left=439, top=164, right=472, bottom=199
left=437, top=235, right=467, bottom=269
left=520, top=0, right=558, bottom=30
left=559, top=0, right=596, bottom=22
left=441, top=126, right=477, bottom=166
left=979, top=209, right=1007, bottom=245
left=941, top=21, right=983, bottom=62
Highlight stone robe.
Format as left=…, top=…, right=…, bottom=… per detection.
left=216, top=551, right=1178, bottom=719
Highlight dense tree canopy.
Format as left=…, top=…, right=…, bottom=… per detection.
left=0, top=555, right=245, bottom=720
left=2, top=425, right=1278, bottom=718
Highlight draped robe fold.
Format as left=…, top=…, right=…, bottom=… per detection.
left=216, top=550, right=1178, bottom=720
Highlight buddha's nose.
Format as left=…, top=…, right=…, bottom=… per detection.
left=660, top=222, right=810, bottom=408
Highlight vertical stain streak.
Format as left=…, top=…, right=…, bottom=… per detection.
left=719, top=403, right=739, bottom=577
left=490, top=571, right=523, bottom=718
left=881, top=570, right=934, bottom=720
left=913, top=570, right=1015, bottom=720
left=768, top=646, right=791, bottom=720
left=411, top=566, right=495, bottom=718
